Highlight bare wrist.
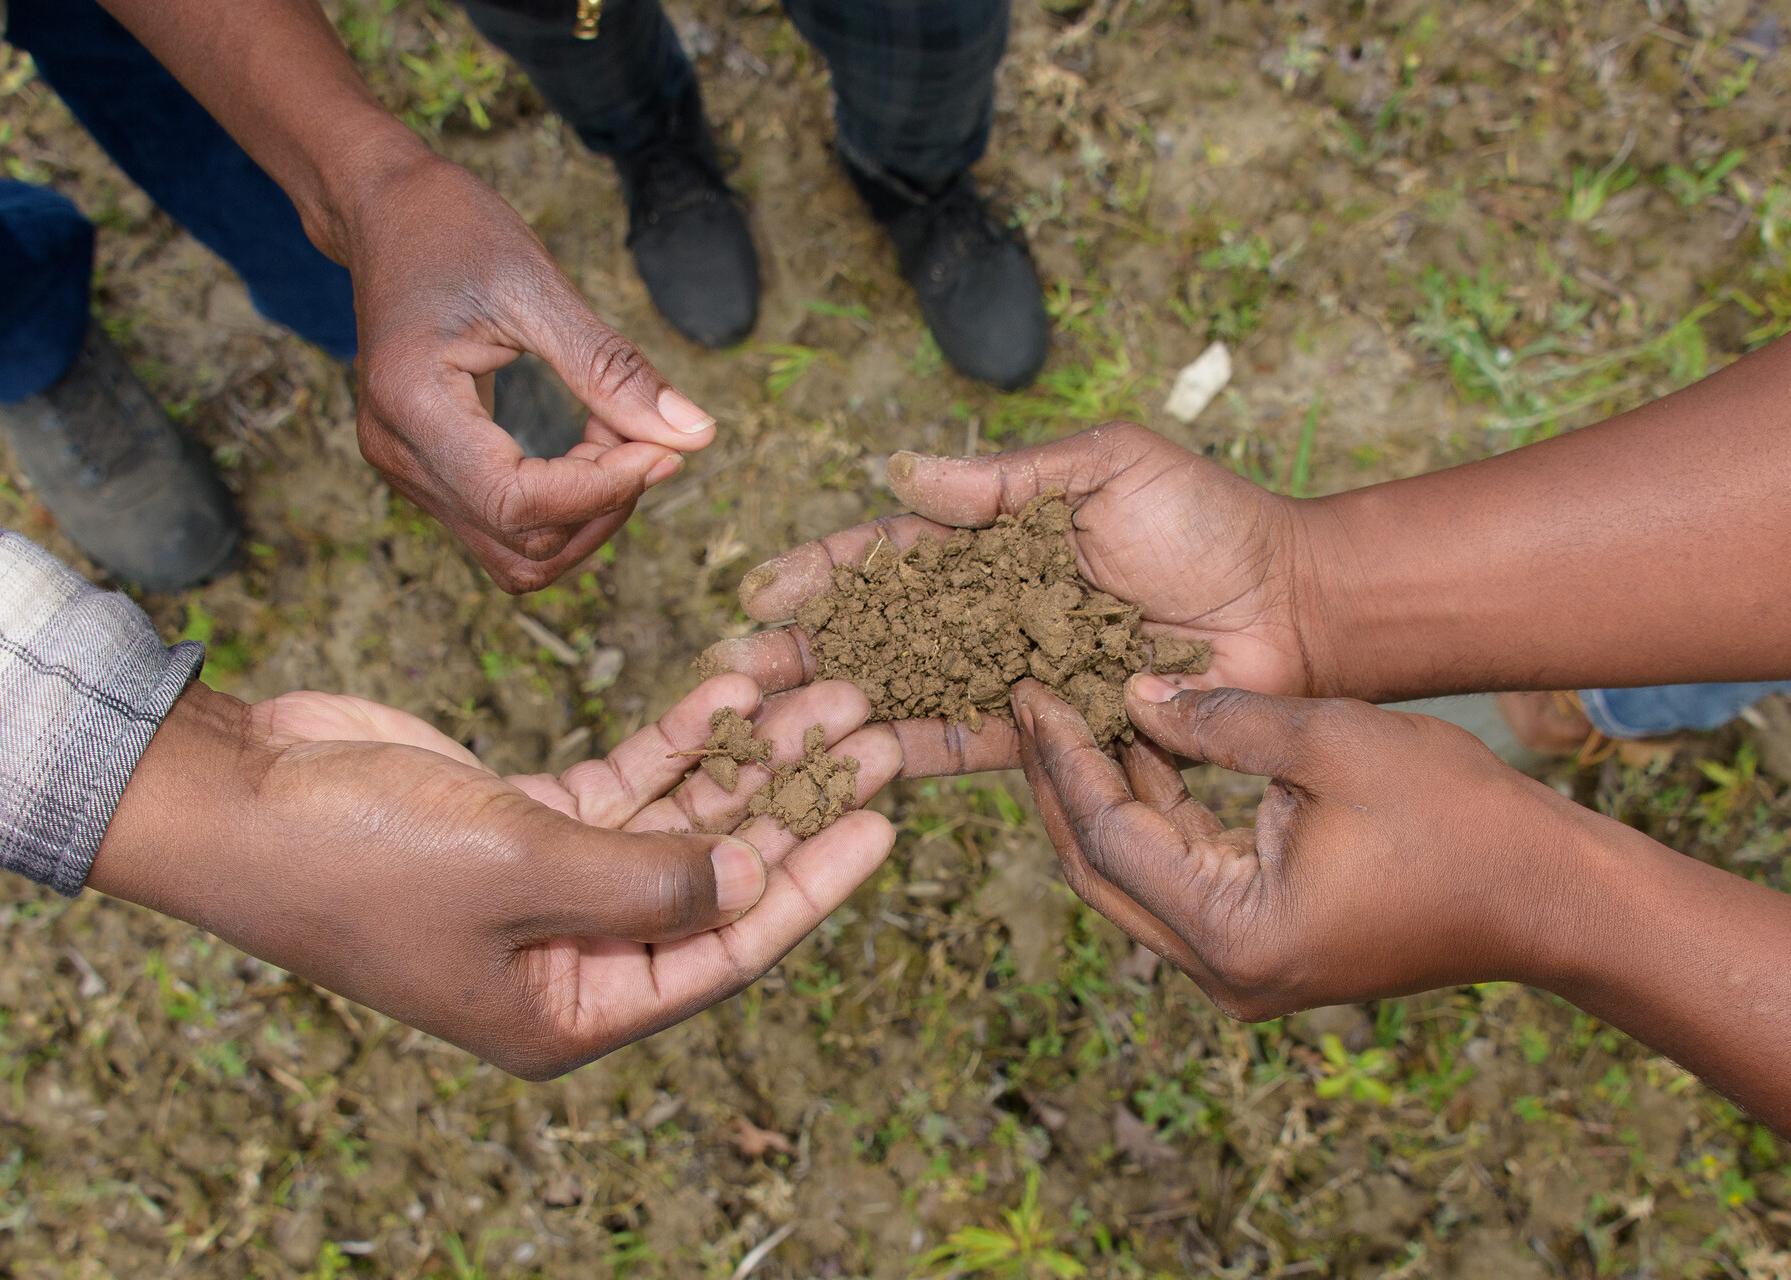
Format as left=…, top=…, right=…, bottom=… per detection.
left=88, top=683, right=270, bottom=917
left=299, top=124, right=440, bottom=265
left=1495, top=794, right=1640, bottom=995
left=1286, top=491, right=1377, bottom=700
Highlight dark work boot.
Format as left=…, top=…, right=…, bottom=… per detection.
left=492, top=356, right=586, bottom=459
left=0, top=329, right=238, bottom=592
left=614, top=92, right=759, bottom=349
left=847, top=161, right=1049, bottom=391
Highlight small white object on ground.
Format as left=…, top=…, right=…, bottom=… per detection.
left=1162, top=341, right=1233, bottom=424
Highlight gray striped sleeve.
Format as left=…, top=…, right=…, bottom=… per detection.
left=0, top=531, right=203, bottom=895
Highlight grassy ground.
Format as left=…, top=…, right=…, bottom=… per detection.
left=4, top=1, right=1791, bottom=1276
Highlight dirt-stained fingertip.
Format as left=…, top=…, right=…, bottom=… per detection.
left=739, top=562, right=779, bottom=607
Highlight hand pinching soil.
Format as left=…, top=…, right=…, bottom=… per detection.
left=789, top=493, right=1211, bottom=746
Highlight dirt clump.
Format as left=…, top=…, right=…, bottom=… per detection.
left=748, top=725, right=860, bottom=838
left=792, top=495, right=1211, bottom=746
left=688, top=707, right=772, bottom=792
left=676, top=711, right=857, bottom=836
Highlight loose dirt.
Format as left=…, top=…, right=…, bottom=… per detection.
left=792, top=494, right=1211, bottom=746
left=685, top=709, right=857, bottom=836
left=690, top=706, right=771, bottom=793
left=748, top=724, right=860, bottom=838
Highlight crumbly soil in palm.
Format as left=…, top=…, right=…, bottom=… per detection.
left=748, top=724, right=860, bottom=838
left=690, top=709, right=857, bottom=836
left=692, top=706, right=772, bottom=792
left=792, top=495, right=1211, bottom=747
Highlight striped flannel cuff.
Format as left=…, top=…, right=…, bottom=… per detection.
left=0, top=531, right=203, bottom=895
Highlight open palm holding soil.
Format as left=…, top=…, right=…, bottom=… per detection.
left=703, top=337, right=1791, bottom=1130
left=90, top=674, right=899, bottom=1080
left=702, top=422, right=1321, bottom=776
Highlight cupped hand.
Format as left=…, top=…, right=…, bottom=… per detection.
left=1008, top=676, right=1594, bottom=1018
left=344, top=156, right=718, bottom=593
left=700, top=423, right=1321, bottom=776
left=91, top=675, right=899, bottom=1079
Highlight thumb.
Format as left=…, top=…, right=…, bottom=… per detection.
left=1125, top=681, right=1345, bottom=787
left=518, top=277, right=717, bottom=452
left=887, top=421, right=1161, bottom=526
left=525, top=825, right=766, bottom=943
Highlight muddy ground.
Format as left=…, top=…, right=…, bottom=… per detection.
left=4, top=1, right=1791, bottom=1276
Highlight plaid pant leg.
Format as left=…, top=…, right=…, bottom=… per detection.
left=782, top=0, right=1010, bottom=190
left=460, top=0, right=696, bottom=156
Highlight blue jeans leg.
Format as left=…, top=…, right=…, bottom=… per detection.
left=0, top=183, right=94, bottom=403
left=1580, top=682, right=1791, bottom=738
left=5, top=0, right=356, bottom=359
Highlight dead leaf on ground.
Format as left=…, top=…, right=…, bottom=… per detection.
left=1112, top=1106, right=1176, bottom=1166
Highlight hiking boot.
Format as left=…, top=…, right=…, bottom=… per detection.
left=615, top=91, right=758, bottom=349
left=0, top=328, right=238, bottom=592
left=492, top=356, right=587, bottom=459
left=847, top=161, right=1049, bottom=391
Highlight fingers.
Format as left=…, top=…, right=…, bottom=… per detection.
left=645, top=810, right=898, bottom=1007
left=361, top=374, right=679, bottom=591
left=1117, top=736, right=1226, bottom=841
left=1010, top=682, right=1207, bottom=974
left=885, top=716, right=1020, bottom=778
left=736, top=514, right=953, bottom=622
left=696, top=632, right=1020, bottom=776
left=699, top=627, right=815, bottom=694
left=1126, top=679, right=1350, bottom=787
left=497, top=442, right=672, bottom=545
left=1014, top=680, right=1203, bottom=926
left=624, top=681, right=871, bottom=836
left=886, top=421, right=1161, bottom=527
left=513, top=273, right=717, bottom=452
left=730, top=723, right=903, bottom=866
left=560, top=674, right=764, bottom=828
left=526, top=826, right=766, bottom=943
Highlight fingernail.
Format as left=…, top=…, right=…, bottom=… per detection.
left=1015, top=701, right=1036, bottom=735
left=658, top=388, right=715, bottom=434
left=887, top=451, right=918, bottom=487
left=740, top=564, right=777, bottom=601
left=644, top=454, right=682, bottom=487
left=1131, top=674, right=1178, bottom=703
left=712, top=839, right=765, bottom=914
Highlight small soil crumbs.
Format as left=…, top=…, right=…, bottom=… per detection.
left=695, top=707, right=771, bottom=793
left=793, top=494, right=1211, bottom=747
left=749, top=725, right=859, bottom=838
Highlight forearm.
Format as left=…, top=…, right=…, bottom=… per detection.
left=95, top=0, right=434, bottom=260
left=1306, top=335, right=1791, bottom=701
left=1540, top=810, right=1791, bottom=1132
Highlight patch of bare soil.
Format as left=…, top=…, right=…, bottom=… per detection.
left=794, top=494, right=1210, bottom=746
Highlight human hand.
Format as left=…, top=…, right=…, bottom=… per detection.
left=342, top=156, right=717, bottom=592
left=90, top=674, right=899, bottom=1078
left=1008, top=676, right=1597, bottom=1017
left=701, top=423, right=1323, bottom=775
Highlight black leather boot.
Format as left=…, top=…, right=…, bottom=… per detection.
left=614, top=91, right=759, bottom=349
left=0, top=329, right=238, bottom=591
left=847, top=160, right=1049, bottom=391
left=492, top=356, right=587, bottom=459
